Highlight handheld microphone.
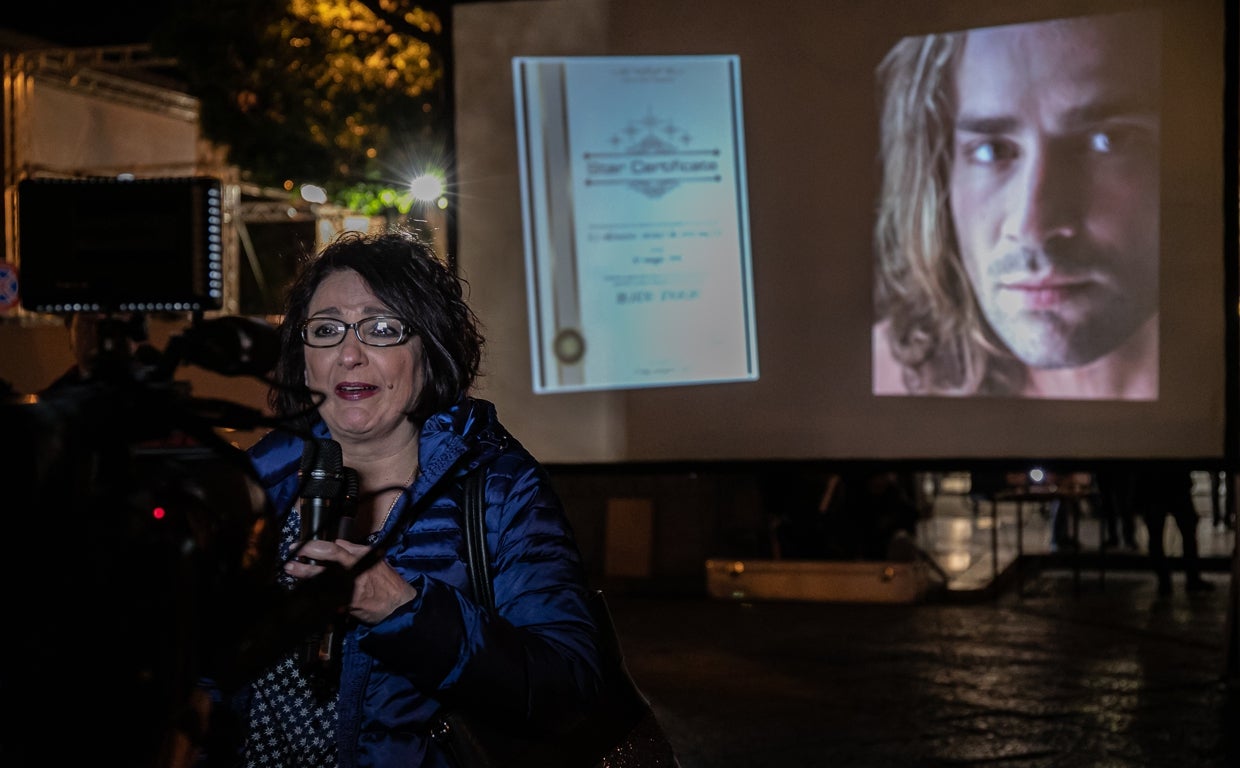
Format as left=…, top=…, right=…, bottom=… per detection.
left=295, top=439, right=349, bottom=679
left=297, top=438, right=344, bottom=556
left=296, top=438, right=347, bottom=677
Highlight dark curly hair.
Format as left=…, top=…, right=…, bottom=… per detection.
left=269, top=228, right=484, bottom=429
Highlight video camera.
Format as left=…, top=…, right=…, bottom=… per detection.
left=1, top=177, right=322, bottom=766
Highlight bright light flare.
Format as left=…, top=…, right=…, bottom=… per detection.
left=409, top=173, right=444, bottom=202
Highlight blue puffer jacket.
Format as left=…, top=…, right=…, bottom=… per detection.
left=245, top=397, right=602, bottom=767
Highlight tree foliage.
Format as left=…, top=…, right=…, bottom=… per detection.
left=153, top=0, right=449, bottom=211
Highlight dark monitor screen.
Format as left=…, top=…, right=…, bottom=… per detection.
left=18, top=176, right=224, bottom=314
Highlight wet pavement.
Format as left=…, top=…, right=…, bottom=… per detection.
left=608, top=569, right=1238, bottom=767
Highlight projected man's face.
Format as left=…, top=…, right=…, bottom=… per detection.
left=949, top=13, right=1160, bottom=369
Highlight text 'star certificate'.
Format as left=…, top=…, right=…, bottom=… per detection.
left=514, top=55, right=758, bottom=393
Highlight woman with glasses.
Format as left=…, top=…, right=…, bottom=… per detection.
left=232, top=229, right=602, bottom=767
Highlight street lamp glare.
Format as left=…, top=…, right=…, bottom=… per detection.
left=409, top=173, right=444, bottom=202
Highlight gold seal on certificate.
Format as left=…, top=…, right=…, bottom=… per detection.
left=554, top=329, right=586, bottom=365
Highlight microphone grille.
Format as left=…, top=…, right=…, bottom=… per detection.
left=299, top=438, right=344, bottom=496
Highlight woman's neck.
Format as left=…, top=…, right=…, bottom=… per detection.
left=335, top=428, right=421, bottom=535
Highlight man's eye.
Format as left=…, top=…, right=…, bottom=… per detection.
left=1089, top=131, right=1115, bottom=153
left=1085, top=120, right=1159, bottom=156
left=961, top=139, right=1017, bottom=165
left=1086, top=127, right=1144, bottom=154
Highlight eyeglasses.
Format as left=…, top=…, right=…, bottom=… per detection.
left=300, top=315, right=412, bottom=348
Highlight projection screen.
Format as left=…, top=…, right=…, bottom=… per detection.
left=452, top=0, right=1235, bottom=464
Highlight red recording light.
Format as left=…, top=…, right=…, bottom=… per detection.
left=152, top=506, right=167, bottom=520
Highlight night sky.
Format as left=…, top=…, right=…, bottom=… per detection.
left=3, top=2, right=167, bottom=47
left=3, top=2, right=484, bottom=48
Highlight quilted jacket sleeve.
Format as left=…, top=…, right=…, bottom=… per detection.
left=358, top=448, right=603, bottom=729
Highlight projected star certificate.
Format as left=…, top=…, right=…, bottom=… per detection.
left=514, top=55, right=758, bottom=393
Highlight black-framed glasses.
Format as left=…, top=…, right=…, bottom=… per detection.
left=300, top=315, right=412, bottom=348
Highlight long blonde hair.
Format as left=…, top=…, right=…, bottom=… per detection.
left=873, top=32, right=1024, bottom=396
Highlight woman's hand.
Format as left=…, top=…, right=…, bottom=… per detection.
left=286, top=539, right=417, bottom=625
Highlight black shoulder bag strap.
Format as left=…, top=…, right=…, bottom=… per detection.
left=453, top=470, right=677, bottom=768
left=463, top=471, right=495, bottom=612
